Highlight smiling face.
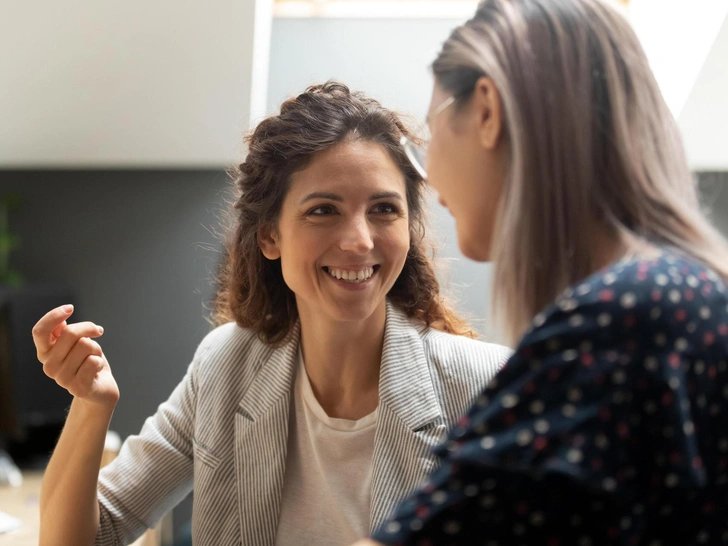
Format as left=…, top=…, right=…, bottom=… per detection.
left=258, top=138, right=410, bottom=328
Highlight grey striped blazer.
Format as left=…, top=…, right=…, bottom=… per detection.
left=95, top=301, right=510, bottom=546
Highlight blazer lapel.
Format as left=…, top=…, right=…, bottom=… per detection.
left=369, top=302, right=446, bottom=532
left=234, top=324, right=300, bottom=546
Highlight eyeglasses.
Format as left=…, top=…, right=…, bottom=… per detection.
left=400, top=96, right=455, bottom=180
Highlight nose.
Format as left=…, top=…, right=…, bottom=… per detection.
left=339, top=215, right=374, bottom=254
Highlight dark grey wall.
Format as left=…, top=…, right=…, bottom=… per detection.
left=0, top=169, right=233, bottom=540
left=700, top=172, right=728, bottom=234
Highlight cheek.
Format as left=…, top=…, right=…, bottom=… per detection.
left=425, top=142, right=449, bottom=195
left=277, top=237, right=315, bottom=283
left=380, top=223, right=410, bottom=267
left=427, top=137, right=472, bottom=202
left=277, top=248, right=296, bottom=287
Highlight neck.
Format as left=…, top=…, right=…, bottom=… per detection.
left=297, top=301, right=386, bottom=420
left=589, top=224, right=643, bottom=273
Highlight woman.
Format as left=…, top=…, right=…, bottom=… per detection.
left=32, top=82, right=510, bottom=546
left=358, top=0, right=728, bottom=544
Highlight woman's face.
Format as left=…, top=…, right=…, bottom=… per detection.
left=425, top=79, right=508, bottom=262
left=260, top=139, right=410, bottom=327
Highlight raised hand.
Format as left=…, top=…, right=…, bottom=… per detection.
left=32, top=305, right=119, bottom=408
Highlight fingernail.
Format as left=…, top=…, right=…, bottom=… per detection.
left=97, top=326, right=104, bottom=334
left=63, top=304, right=74, bottom=313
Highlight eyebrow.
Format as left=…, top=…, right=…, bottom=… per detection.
left=299, top=192, right=342, bottom=205
left=299, top=191, right=404, bottom=205
left=371, top=191, right=404, bottom=202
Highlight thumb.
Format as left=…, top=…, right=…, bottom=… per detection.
left=50, top=320, right=68, bottom=344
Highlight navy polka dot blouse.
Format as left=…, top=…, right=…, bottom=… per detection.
left=372, top=249, right=728, bottom=545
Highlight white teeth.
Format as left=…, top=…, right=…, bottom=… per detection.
left=327, top=267, right=374, bottom=283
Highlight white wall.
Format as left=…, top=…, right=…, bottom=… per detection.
left=629, top=0, right=728, bottom=119
left=628, top=0, right=728, bottom=169
left=267, top=18, right=454, bottom=119
left=0, top=0, right=272, bottom=168
left=678, top=13, right=728, bottom=170
left=267, top=17, right=500, bottom=341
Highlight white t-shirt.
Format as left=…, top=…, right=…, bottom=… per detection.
left=274, top=352, right=378, bottom=546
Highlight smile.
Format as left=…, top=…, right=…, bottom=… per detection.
left=323, top=265, right=378, bottom=284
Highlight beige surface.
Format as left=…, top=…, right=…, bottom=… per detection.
left=0, top=471, right=42, bottom=546
left=0, top=470, right=170, bottom=546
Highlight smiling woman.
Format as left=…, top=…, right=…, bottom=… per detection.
left=214, top=82, right=473, bottom=345
left=31, top=81, right=511, bottom=546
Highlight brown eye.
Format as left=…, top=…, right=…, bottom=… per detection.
left=309, top=205, right=336, bottom=216
left=372, top=203, right=398, bottom=214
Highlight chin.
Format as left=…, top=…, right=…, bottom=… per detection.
left=458, top=234, right=491, bottom=262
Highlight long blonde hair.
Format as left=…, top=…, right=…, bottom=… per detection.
left=433, top=0, right=728, bottom=345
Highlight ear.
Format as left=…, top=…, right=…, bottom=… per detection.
left=258, top=224, right=281, bottom=260
left=473, top=76, right=504, bottom=150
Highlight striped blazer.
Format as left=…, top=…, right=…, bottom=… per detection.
left=95, top=301, right=510, bottom=546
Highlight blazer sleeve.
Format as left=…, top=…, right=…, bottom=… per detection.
left=93, top=344, right=207, bottom=546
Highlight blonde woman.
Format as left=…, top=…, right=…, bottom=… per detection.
left=357, top=0, right=728, bottom=544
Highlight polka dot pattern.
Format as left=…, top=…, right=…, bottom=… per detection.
left=372, top=249, right=728, bottom=545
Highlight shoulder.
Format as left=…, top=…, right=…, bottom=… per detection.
left=419, top=326, right=511, bottom=421
left=191, top=321, right=272, bottom=381
left=194, top=321, right=262, bottom=360
left=384, top=304, right=510, bottom=423
left=421, top=327, right=512, bottom=374
left=385, top=300, right=511, bottom=376
left=518, top=248, right=728, bottom=359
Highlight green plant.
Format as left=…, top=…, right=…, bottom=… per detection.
left=0, top=194, right=23, bottom=287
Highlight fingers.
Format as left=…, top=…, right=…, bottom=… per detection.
left=32, top=305, right=75, bottom=355
left=33, top=306, right=114, bottom=404
left=33, top=306, right=105, bottom=384
left=68, top=355, right=106, bottom=399
left=50, top=337, right=104, bottom=386
left=49, top=321, right=104, bottom=363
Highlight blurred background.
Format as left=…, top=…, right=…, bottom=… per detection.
left=0, top=0, right=726, bottom=543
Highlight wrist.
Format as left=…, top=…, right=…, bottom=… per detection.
left=71, top=397, right=117, bottom=424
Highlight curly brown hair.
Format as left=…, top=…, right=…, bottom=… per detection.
left=213, top=81, right=475, bottom=344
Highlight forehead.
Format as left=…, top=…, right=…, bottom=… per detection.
left=288, top=139, right=406, bottom=198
